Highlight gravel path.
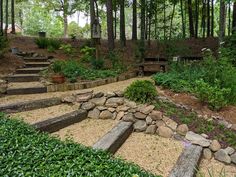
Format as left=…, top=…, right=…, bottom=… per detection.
left=0, top=77, right=151, bottom=105
left=52, top=119, right=119, bottom=147
left=10, top=104, right=78, bottom=124
left=115, top=133, right=184, bottom=177
left=197, top=159, right=236, bottom=177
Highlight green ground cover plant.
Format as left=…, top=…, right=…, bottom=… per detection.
left=154, top=100, right=236, bottom=148
left=124, top=80, right=158, bottom=104
left=152, top=49, right=236, bottom=111
left=0, top=113, right=159, bottom=177
left=35, top=37, right=61, bottom=50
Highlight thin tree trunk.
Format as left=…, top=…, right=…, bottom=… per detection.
left=233, top=2, right=236, bottom=34
left=188, top=0, right=195, bottom=37
left=5, top=0, right=9, bottom=36
left=163, top=0, right=166, bottom=40
left=180, top=0, right=186, bottom=38
left=195, top=0, right=199, bottom=38
left=202, top=0, right=206, bottom=38
left=132, top=0, right=137, bottom=40
left=106, top=0, right=114, bottom=51
left=114, top=0, right=117, bottom=39
left=211, top=0, right=214, bottom=36
left=219, top=0, right=226, bottom=42
left=207, top=0, right=210, bottom=37
left=140, top=0, right=145, bottom=58
left=228, top=1, right=231, bottom=36
left=0, top=0, right=3, bottom=36
left=169, top=2, right=176, bottom=40
left=63, top=13, right=68, bottom=38
left=154, top=4, right=158, bottom=39
left=11, top=0, right=15, bottom=34
left=120, top=0, right=126, bottom=46
left=90, top=0, right=95, bottom=39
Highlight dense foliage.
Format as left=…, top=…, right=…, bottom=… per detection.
left=0, top=113, right=159, bottom=176
left=0, top=36, right=8, bottom=57
left=152, top=50, right=236, bottom=111
left=124, top=80, right=158, bottom=104
left=35, top=38, right=61, bottom=50
left=50, top=59, right=121, bottom=83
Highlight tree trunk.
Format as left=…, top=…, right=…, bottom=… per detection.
left=0, top=0, right=3, bottom=36
left=5, top=0, right=9, bottom=36
left=228, top=1, right=231, bottom=36
left=11, top=0, right=15, bottom=34
left=195, top=0, right=199, bottom=38
left=90, top=0, right=95, bottom=39
left=114, top=0, right=117, bottom=39
left=140, top=0, right=145, bottom=58
left=169, top=2, right=176, bottom=40
left=180, top=0, right=186, bottom=38
left=233, top=2, right=236, bottom=34
left=188, top=0, right=195, bottom=37
left=132, top=0, right=137, bottom=40
left=163, top=0, right=166, bottom=40
left=106, top=0, right=114, bottom=51
left=211, top=0, right=214, bottom=36
left=63, top=13, right=68, bottom=38
left=207, top=0, right=210, bottom=37
left=219, top=0, right=226, bottom=42
left=120, top=0, right=126, bottom=47
left=202, top=0, right=206, bottom=38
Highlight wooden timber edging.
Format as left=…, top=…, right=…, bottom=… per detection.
left=33, top=109, right=87, bottom=133
left=0, top=97, right=61, bottom=113
left=93, top=121, right=133, bottom=154
left=168, top=145, right=203, bottom=177
left=47, top=72, right=137, bottom=93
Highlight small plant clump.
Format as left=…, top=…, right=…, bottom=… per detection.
left=35, top=38, right=61, bottom=50
left=124, top=80, right=158, bottom=104
left=0, top=113, right=159, bottom=177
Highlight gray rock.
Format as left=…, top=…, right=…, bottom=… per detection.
left=89, top=97, right=107, bottom=106
left=224, top=147, right=235, bottom=155
left=116, top=105, right=130, bottom=112
left=203, top=148, right=212, bottom=160
left=76, top=93, right=93, bottom=102
left=139, top=105, right=155, bottom=115
left=215, top=149, right=231, bottom=164
left=156, top=120, right=165, bottom=127
left=123, top=113, right=136, bottom=122
left=134, top=112, right=147, bottom=120
left=61, top=96, right=76, bottom=103
left=209, top=140, right=221, bottom=152
left=124, top=100, right=137, bottom=109
left=108, top=108, right=116, bottom=113
left=145, top=125, right=157, bottom=134
left=106, top=91, right=116, bottom=98
left=88, top=108, right=100, bottom=119
left=128, top=109, right=136, bottom=113
left=176, top=124, right=189, bottom=136
left=97, top=106, right=107, bottom=111
left=99, top=110, right=113, bottom=119
left=134, top=120, right=147, bottom=132
left=115, top=90, right=124, bottom=97
left=201, top=134, right=209, bottom=139
left=157, top=126, right=173, bottom=138
left=149, top=110, right=163, bottom=120
left=106, top=97, right=124, bottom=107
left=146, top=116, right=153, bottom=125
left=230, top=153, right=236, bottom=164
left=116, top=111, right=125, bottom=120
left=185, top=131, right=211, bottom=147
left=163, top=116, right=178, bottom=130
left=93, top=92, right=104, bottom=98
left=112, top=112, right=117, bottom=119
left=81, top=102, right=96, bottom=111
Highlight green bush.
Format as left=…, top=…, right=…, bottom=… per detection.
left=60, top=44, right=75, bottom=56
left=0, top=113, right=159, bottom=177
left=124, top=80, right=158, bottom=104
left=35, top=38, right=61, bottom=50
left=80, top=46, right=95, bottom=63
left=62, top=60, right=80, bottom=83
left=194, top=79, right=231, bottom=111
left=51, top=60, right=65, bottom=74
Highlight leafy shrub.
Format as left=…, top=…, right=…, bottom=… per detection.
left=194, top=79, right=231, bottom=111
left=124, top=80, right=158, bottom=104
left=80, top=46, right=95, bottom=63
left=90, top=58, right=104, bottom=69
left=51, top=60, right=65, bottom=74
left=62, top=60, right=80, bottom=82
left=0, top=113, right=159, bottom=177
left=60, top=44, right=75, bottom=56
left=35, top=38, right=61, bottom=49
left=35, top=37, right=48, bottom=49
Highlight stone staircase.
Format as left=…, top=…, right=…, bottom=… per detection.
left=5, top=56, right=50, bottom=95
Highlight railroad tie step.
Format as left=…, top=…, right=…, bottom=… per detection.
left=25, top=62, right=50, bottom=68
left=7, top=86, right=47, bottom=95
left=16, top=67, right=47, bottom=74
left=23, top=57, right=48, bottom=62
left=33, top=109, right=87, bottom=133
left=93, top=121, right=133, bottom=154
left=168, top=145, right=203, bottom=177
left=6, top=74, right=40, bottom=82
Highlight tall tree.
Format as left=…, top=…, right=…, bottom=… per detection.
left=5, top=0, right=9, bottom=35
left=219, top=0, right=226, bottom=42
left=132, top=0, right=137, bottom=40
left=233, top=2, right=236, bottom=33
left=0, top=0, right=3, bottom=36
left=106, top=0, right=114, bottom=51
left=228, top=1, right=231, bottom=36
left=195, top=0, right=199, bottom=38
left=169, top=0, right=176, bottom=39
left=90, top=0, right=95, bottom=39
left=140, top=0, right=145, bottom=58
left=188, top=0, right=195, bottom=37
left=202, top=0, right=206, bottom=38
left=120, top=0, right=126, bottom=46
left=11, top=0, right=15, bottom=34
left=211, top=0, right=214, bottom=36
left=207, top=0, right=210, bottom=37
left=180, top=0, right=186, bottom=38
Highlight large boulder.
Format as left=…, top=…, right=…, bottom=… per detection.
left=89, top=97, right=107, bottom=106
left=157, top=126, right=173, bottom=138
left=106, top=97, right=124, bottom=107
left=139, top=105, right=155, bottom=115
left=99, top=110, right=113, bottom=119
left=88, top=108, right=100, bottom=119
left=185, top=131, right=211, bottom=147
left=134, top=112, right=147, bottom=120
left=176, top=124, right=189, bottom=136
left=116, top=105, right=130, bottom=112
left=209, top=140, right=221, bottom=152
left=215, top=149, right=231, bottom=164
left=145, top=125, right=157, bottom=134
left=134, top=120, right=147, bottom=132
left=81, top=102, right=96, bottom=111
left=149, top=110, right=163, bottom=120
left=122, top=113, right=136, bottom=122
left=76, top=93, right=93, bottom=102
left=163, top=116, right=178, bottom=130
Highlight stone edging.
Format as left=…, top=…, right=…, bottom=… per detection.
left=46, top=72, right=137, bottom=92
left=62, top=91, right=236, bottom=166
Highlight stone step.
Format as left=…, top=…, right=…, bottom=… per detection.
left=16, top=67, right=47, bottom=74
left=168, top=145, right=203, bottom=177
left=7, top=86, right=47, bottom=95
left=24, top=57, right=48, bottom=62
left=25, top=62, right=50, bottom=68
left=0, top=97, right=62, bottom=113
left=33, top=109, right=87, bottom=133
left=6, top=74, right=40, bottom=82
left=93, top=121, right=133, bottom=154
